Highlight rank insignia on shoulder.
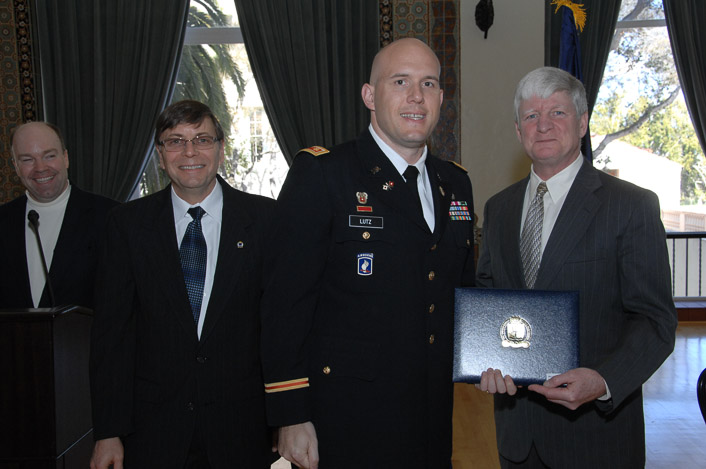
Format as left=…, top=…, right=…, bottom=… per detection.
left=299, top=146, right=330, bottom=156
left=357, top=253, right=374, bottom=276
left=448, top=161, right=468, bottom=173
left=449, top=201, right=472, bottom=221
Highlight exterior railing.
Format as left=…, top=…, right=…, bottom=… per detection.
left=667, top=232, right=706, bottom=299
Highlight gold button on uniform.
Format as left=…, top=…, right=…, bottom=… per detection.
left=466, top=239, right=471, bottom=246
left=429, top=334, right=435, bottom=344
left=430, top=244, right=437, bottom=251
left=428, top=304, right=435, bottom=313
left=323, top=366, right=331, bottom=375
left=428, top=271, right=435, bottom=281
left=362, top=231, right=371, bottom=240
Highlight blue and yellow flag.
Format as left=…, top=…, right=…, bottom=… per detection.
left=553, top=0, right=593, bottom=161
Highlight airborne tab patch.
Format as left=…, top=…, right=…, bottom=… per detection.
left=357, top=253, right=374, bottom=276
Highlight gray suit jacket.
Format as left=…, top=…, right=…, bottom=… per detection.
left=476, top=159, right=677, bottom=468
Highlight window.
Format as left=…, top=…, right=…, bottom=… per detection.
left=138, top=0, right=287, bottom=200
left=249, top=109, right=264, bottom=159
left=592, top=0, right=706, bottom=232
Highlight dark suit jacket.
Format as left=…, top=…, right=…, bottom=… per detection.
left=476, top=159, right=677, bottom=468
left=261, top=130, right=475, bottom=468
left=0, top=186, right=118, bottom=309
left=90, top=177, right=275, bottom=468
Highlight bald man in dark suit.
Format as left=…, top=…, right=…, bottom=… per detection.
left=476, top=67, right=677, bottom=468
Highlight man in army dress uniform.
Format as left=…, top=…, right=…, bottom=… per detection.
left=261, top=38, right=475, bottom=468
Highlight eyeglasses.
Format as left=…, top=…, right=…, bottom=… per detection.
left=159, top=136, right=220, bottom=152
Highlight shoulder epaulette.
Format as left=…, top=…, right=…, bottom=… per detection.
left=299, top=146, right=330, bottom=157
left=448, top=160, right=468, bottom=173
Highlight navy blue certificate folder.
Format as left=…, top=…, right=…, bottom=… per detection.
left=453, top=288, right=580, bottom=385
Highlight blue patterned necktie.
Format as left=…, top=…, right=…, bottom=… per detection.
left=180, top=206, right=207, bottom=324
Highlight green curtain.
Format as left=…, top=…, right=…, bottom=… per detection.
left=664, top=0, right=706, bottom=156
left=234, top=0, right=379, bottom=164
left=34, top=0, right=189, bottom=201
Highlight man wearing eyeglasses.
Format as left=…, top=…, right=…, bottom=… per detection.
left=89, top=100, right=276, bottom=468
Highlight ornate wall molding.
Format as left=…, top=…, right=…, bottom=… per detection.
left=0, top=0, right=39, bottom=202
left=380, top=0, right=460, bottom=163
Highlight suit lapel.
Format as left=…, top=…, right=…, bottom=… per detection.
left=535, top=161, right=602, bottom=289
left=147, top=187, right=198, bottom=337
left=43, top=187, right=87, bottom=304
left=356, top=131, right=430, bottom=233
left=426, top=158, right=452, bottom=243
left=504, top=180, right=529, bottom=289
left=199, top=180, right=251, bottom=342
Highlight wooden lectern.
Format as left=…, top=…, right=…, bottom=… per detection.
left=0, top=305, right=93, bottom=469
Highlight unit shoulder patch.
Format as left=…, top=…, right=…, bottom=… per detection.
left=448, top=160, right=468, bottom=173
left=299, top=146, right=330, bottom=157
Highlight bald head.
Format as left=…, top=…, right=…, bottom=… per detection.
left=11, top=122, right=66, bottom=155
left=11, top=122, right=70, bottom=203
left=368, top=38, right=441, bottom=86
left=362, top=38, right=443, bottom=163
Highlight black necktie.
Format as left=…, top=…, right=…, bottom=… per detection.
left=403, top=165, right=424, bottom=216
left=180, top=206, right=207, bottom=324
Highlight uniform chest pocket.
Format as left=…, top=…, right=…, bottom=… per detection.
left=332, top=215, right=398, bottom=245
left=450, top=220, right=474, bottom=250
left=329, top=218, right=398, bottom=292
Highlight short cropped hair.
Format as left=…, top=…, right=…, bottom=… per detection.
left=514, top=67, right=588, bottom=124
left=154, top=100, right=225, bottom=145
left=10, top=121, right=67, bottom=154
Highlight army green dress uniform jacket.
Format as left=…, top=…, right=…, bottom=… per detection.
left=261, top=130, right=475, bottom=468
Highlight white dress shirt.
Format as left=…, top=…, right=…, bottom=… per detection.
left=521, top=152, right=584, bottom=256
left=369, top=124, right=435, bottom=232
left=172, top=183, right=223, bottom=339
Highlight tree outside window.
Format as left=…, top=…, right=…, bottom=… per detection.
left=591, top=0, right=706, bottom=231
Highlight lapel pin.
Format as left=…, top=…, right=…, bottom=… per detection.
left=237, top=241, right=244, bottom=249
left=382, top=181, right=395, bottom=191
left=370, top=166, right=381, bottom=175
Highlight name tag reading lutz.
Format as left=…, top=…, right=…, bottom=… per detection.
left=349, top=215, right=384, bottom=229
